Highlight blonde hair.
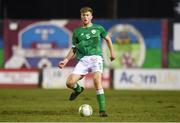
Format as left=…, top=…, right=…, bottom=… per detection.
left=80, top=7, right=93, bottom=14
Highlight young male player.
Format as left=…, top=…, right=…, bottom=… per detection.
left=58, top=6, right=115, bottom=117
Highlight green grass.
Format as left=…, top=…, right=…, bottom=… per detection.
left=0, top=89, right=180, bottom=122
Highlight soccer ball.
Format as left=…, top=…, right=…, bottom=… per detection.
left=78, top=104, right=93, bottom=117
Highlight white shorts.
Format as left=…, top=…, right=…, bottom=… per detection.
left=72, top=55, right=103, bottom=75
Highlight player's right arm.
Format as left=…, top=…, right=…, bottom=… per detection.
left=58, top=48, right=76, bottom=69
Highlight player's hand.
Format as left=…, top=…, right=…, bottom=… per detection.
left=110, top=52, right=116, bottom=61
left=58, top=58, right=69, bottom=69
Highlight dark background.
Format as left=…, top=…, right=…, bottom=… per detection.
left=0, top=0, right=175, bottom=19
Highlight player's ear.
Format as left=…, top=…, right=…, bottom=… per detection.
left=80, top=14, right=83, bottom=20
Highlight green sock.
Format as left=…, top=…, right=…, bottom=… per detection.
left=73, top=83, right=82, bottom=93
left=97, top=94, right=105, bottom=112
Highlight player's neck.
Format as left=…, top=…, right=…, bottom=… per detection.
left=82, top=22, right=93, bottom=28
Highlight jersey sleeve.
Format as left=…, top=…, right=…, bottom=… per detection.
left=72, top=31, right=77, bottom=48
left=99, top=25, right=107, bottom=39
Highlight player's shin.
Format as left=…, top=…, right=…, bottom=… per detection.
left=96, top=89, right=105, bottom=112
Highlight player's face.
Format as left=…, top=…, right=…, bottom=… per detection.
left=81, top=11, right=93, bottom=25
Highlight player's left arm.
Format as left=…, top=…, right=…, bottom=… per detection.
left=104, top=34, right=116, bottom=61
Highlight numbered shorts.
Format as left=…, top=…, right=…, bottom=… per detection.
left=72, top=55, right=103, bottom=75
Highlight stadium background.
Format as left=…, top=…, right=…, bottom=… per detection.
left=0, top=0, right=180, bottom=121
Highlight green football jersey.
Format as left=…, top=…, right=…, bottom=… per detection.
left=72, top=24, right=107, bottom=60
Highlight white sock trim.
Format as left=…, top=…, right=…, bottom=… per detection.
left=96, top=89, right=104, bottom=95
left=73, top=83, right=77, bottom=89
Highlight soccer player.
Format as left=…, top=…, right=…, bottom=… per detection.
left=58, top=6, right=115, bottom=117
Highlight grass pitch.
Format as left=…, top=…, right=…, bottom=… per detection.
left=0, top=88, right=180, bottom=122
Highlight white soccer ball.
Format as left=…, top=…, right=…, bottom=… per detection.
left=78, top=104, right=93, bottom=117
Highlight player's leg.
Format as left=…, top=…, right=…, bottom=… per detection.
left=66, top=73, right=84, bottom=90
left=67, top=58, right=88, bottom=101
left=66, top=74, right=84, bottom=101
left=89, top=55, right=108, bottom=117
left=93, top=71, right=108, bottom=117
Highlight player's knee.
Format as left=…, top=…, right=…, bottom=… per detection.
left=93, top=77, right=102, bottom=88
left=93, top=77, right=101, bottom=84
left=66, top=82, right=71, bottom=88
left=66, top=81, right=72, bottom=88
left=66, top=79, right=75, bottom=88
